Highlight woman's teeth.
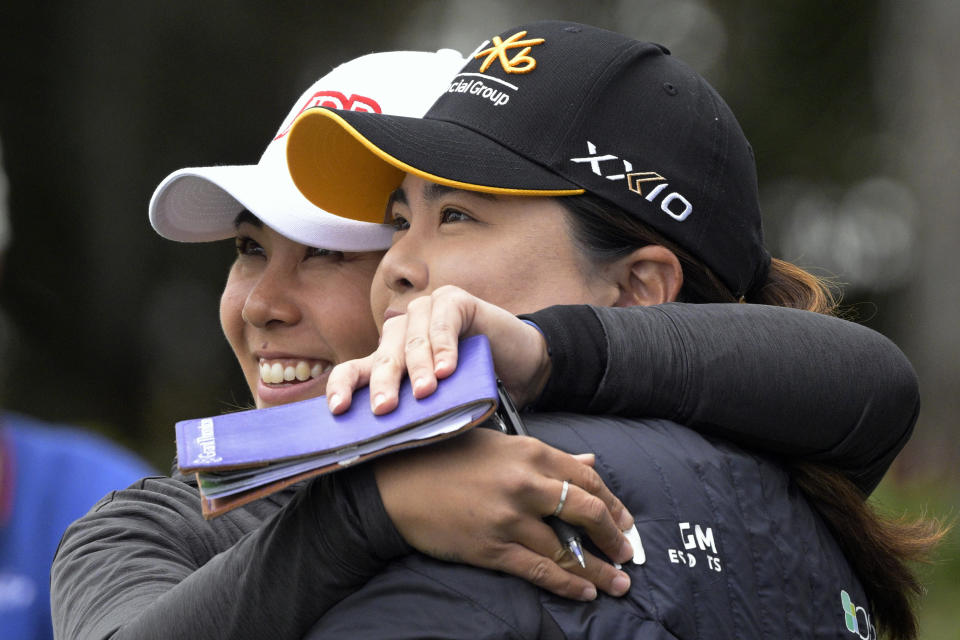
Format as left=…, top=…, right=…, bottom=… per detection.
left=259, top=360, right=330, bottom=385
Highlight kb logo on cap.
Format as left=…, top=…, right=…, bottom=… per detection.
left=274, top=91, right=382, bottom=140
left=474, top=31, right=545, bottom=74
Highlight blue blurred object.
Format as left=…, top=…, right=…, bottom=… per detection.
left=0, top=413, right=156, bottom=640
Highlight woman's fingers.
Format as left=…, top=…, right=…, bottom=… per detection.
left=325, top=355, right=374, bottom=414
left=571, top=453, right=596, bottom=466
left=563, top=456, right=636, bottom=532
left=401, top=296, right=443, bottom=397
left=425, top=287, right=550, bottom=408
left=425, top=285, right=487, bottom=378
left=526, top=442, right=635, bottom=559
left=497, top=436, right=635, bottom=565
left=333, top=286, right=552, bottom=416
left=487, top=519, right=632, bottom=600
left=365, top=315, right=410, bottom=414
left=476, top=542, right=598, bottom=601
left=330, top=290, right=472, bottom=416
left=546, top=479, right=635, bottom=565
left=326, top=314, right=413, bottom=415
left=330, top=287, right=554, bottom=418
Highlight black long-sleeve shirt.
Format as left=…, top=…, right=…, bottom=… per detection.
left=528, top=304, right=916, bottom=494
left=51, top=303, right=918, bottom=639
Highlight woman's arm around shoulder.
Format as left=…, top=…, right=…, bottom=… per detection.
left=526, top=302, right=918, bottom=494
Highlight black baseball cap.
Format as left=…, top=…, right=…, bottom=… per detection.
left=286, top=20, right=771, bottom=297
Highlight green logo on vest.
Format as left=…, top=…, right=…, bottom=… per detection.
left=840, top=590, right=876, bottom=639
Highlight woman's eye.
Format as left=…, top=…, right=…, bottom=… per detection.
left=440, top=208, right=471, bottom=223
left=234, top=236, right=264, bottom=257
left=304, top=247, right=344, bottom=260
left=391, top=214, right=410, bottom=231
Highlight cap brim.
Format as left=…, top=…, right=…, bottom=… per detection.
left=286, top=108, right=583, bottom=224
left=149, top=163, right=394, bottom=251
left=150, top=166, right=254, bottom=242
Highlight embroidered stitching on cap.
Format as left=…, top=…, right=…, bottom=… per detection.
left=474, top=31, right=545, bottom=74
left=627, top=172, right=666, bottom=196
left=569, top=141, right=694, bottom=222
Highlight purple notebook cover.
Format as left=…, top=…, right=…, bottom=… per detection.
left=177, top=334, right=496, bottom=472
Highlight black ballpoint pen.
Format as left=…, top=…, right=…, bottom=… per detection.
left=494, top=380, right=586, bottom=569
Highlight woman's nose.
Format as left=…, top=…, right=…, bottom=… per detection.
left=379, top=235, right=429, bottom=296
left=241, top=264, right=302, bottom=328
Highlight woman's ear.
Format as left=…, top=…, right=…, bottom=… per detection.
left=611, top=245, right=683, bottom=307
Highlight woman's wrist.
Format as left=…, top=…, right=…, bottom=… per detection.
left=519, top=306, right=607, bottom=412
left=515, top=319, right=552, bottom=409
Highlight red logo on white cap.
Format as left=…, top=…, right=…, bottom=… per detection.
left=274, top=91, right=382, bottom=140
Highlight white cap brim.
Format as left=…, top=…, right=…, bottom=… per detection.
left=149, top=162, right=394, bottom=251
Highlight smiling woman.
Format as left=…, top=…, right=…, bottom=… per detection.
left=50, top=39, right=939, bottom=640
left=290, top=21, right=944, bottom=640
left=221, top=210, right=382, bottom=408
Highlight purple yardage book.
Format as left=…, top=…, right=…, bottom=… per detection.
left=175, top=334, right=498, bottom=518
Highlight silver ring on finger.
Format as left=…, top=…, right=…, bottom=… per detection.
left=552, top=480, right=570, bottom=517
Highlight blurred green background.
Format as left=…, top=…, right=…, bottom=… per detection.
left=0, top=1, right=956, bottom=635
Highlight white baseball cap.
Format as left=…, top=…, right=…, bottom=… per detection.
left=149, top=48, right=467, bottom=250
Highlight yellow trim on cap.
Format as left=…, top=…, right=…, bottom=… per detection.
left=287, top=108, right=583, bottom=224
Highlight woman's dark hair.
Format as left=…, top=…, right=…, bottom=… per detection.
left=559, top=191, right=948, bottom=640
left=559, top=191, right=837, bottom=311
